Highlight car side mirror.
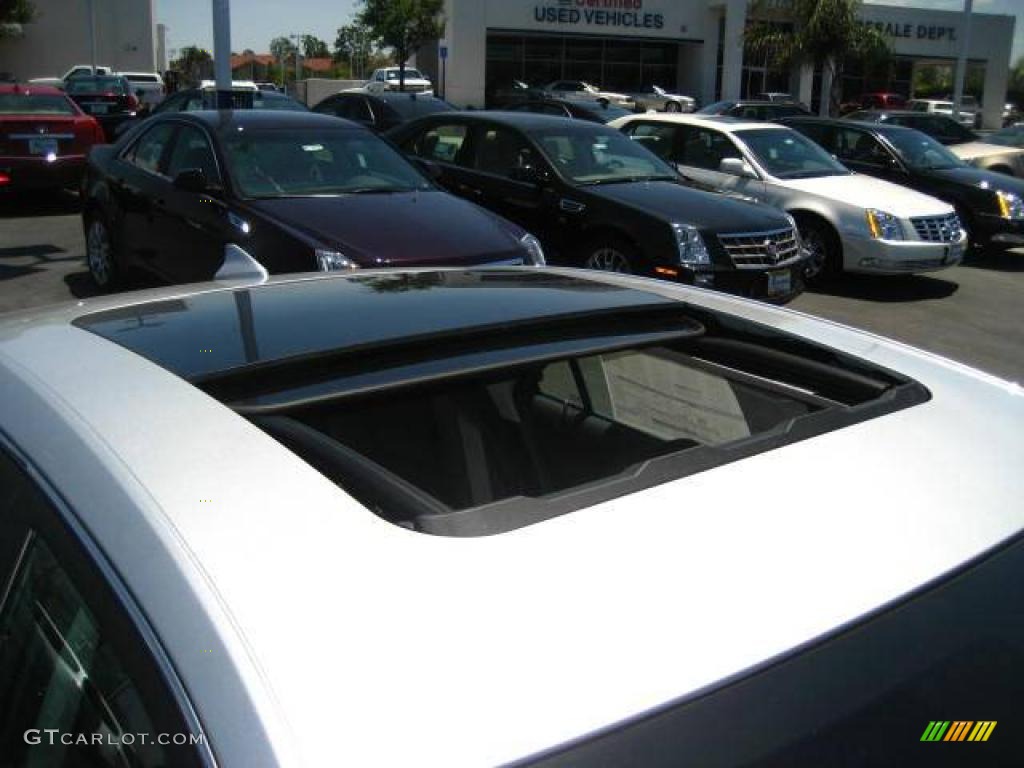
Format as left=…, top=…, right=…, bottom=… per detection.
left=173, top=168, right=207, bottom=193
left=719, top=157, right=757, bottom=178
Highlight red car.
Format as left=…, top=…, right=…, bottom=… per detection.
left=0, top=84, right=104, bottom=191
left=859, top=92, right=907, bottom=110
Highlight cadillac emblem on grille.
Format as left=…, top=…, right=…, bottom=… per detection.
left=765, top=239, right=779, bottom=263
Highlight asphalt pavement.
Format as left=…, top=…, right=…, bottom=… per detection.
left=1, top=190, right=1023, bottom=382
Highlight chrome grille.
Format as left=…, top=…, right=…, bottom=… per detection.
left=911, top=213, right=961, bottom=243
left=718, top=227, right=802, bottom=269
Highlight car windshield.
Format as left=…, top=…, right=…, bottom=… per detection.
left=533, top=126, right=679, bottom=185
left=66, top=77, right=126, bottom=95
left=222, top=128, right=432, bottom=198
left=696, top=101, right=732, bottom=114
left=882, top=130, right=963, bottom=170
left=385, top=69, right=424, bottom=80
left=739, top=128, right=850, bottom=178
left=0, top=93, right=74, bottom=115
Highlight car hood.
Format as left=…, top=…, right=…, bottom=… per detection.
left=950, top=141, right=1024, bottom=162
left=779, top=173, right=953, bottom=217
left=926, top=165, right=1024, bottom=195
left=586, top=180, right=790, bottom=234
left=245, top=190, right=526, bottom=267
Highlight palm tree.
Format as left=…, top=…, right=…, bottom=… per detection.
left=744, top=0, right=888, bottom=116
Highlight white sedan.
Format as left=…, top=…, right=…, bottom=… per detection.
left=0, top=260, right=1021, bottom=766
left=611, top=113, right=967, bottom=280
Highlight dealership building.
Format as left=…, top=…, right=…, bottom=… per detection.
left=422, top=0, right=1016, bottom=127
left=0, top=0, right=156, bottom=81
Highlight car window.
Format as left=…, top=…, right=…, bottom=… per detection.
left=536, top=125, right=675, bottom=183
left=623, top=122, right=678, bottom=161
left=124, top=122, right=176, bottom=175
left=789, top=122, right=833, bottom=150
left=740, top=128, right=850, bottom=179
left=409, top=123, right=469, bottom=164
left=0, top=450, right=203, bottom=767
left=336, top=95, right=373, bottom=123
left=222, top=128, right=432, bottom=197
left=678, top=126, right=741, bottom=171
left=165, top=125, right=220, bottom=183
left=0, top=93, right=75, bottom=115
left=834, top=128, right=890, bottom=165
left=475, top=127, right=535, bottom=178
left=881, top=129, right=962, bottom=170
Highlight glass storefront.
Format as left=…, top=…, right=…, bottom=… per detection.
left=485, top=33, right=678, bottom=105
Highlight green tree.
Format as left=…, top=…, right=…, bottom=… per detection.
left=0, top=0, right=34, bottom=38
left=1007, top=56, right=1024, bottom=107
left=301, top=34, right=329, bottom=59
left=334, top=22, right=375, bottom=79
left=358, top=0, right=444, bottom=91
left=170, top=45, right=213, bottom=87
left=270, top=35, right=297, bottom=60
left=744, top=0, right=888, bottom=115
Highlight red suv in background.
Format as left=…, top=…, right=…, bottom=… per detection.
left=0, top=84, right=104, bottom=191
left=841, top=92, right=906, bottom=114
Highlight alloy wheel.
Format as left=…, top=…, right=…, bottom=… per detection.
left=586, top=246, right=632, bottom=273
left=86, top=220, right=113, bottom=287
left=801, top=228, right=828, bottom=279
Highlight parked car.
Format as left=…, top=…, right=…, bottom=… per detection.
left=200, top=79, right=259, bottom=92
left=844, top=110, right=1024, bottom=177
left=80, top=111, right=544, bottom=290
left=28, top=65, right=112, bottom=89
left=630, top=85, right=696, bottom=113
left=502, top=98, right=634, bottom=124
left=367, top=67, right=433, bottom=94
left=312, top=90, right=453, bottom=133
left=111, top=87, right=308, bottom=139
left=2, top=261, right=1023, bottom=767
left=120, top=71, right=167, bottom=109
left=857, top=92, right=907, bottom=110
left=906, top=98, right=975, bottom=128
left=987, top=123, right=1024, bottom=149
left=611, top=113, right=966, bottom=281
left=1003, top=103, right=1021, bottom=126
left=255, top=82, right=281, bottom=93
left=542, top=80, right=635, bottom=109
left=62, top=75, right=140, bottom=140
left=0, top=83, right=104, bottom=190
left=697, top=99, right=810, bottom=121
left=781, top=117, right=1024, bottom=252
left=389, top=112, right=807, bottom=302
left=487, top=78, right=543, bottom=107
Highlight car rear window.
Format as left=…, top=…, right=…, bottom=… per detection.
left=124, top=74, right=161, bottom=83
left=0, top=93, right=75, bottom=115
left=74, top=271, right=928, bottom=537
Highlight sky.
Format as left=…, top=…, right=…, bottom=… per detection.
left=155, top=0, right=1023, bottom=62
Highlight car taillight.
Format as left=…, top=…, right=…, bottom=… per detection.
left=0, top=172, right=10, bottom=186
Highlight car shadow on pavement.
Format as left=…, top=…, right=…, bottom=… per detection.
left=959, top=249, right=1024, bottom=273
left=65, top=270, right=163, bottom=300
left=806, top=274, right=959, bottom=303
left=0, top=190, right=81, bottom=218
left=0, top=244, right=80, bottom=282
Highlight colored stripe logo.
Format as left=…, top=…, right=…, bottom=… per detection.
left=921, top=721, right=997, bottom=742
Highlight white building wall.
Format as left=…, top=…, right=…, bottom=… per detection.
left=0, top=0, right=156, bottom=80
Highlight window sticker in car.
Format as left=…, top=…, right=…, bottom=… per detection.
left=598, top=350, right=752, bottom=444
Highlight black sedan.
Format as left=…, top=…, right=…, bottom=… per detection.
left=502, top=98, right=634, bottom=124
left=387, top=112, right=807, bottom=302
left=782, top=117, right=1024, bottom=251
left=64, top=75, right=140, bottom=140
left=696, top=100, right=810, bottom=121
left=312, top=91, right=453, bottom=133
left=80, top=111, right=546, bottom=290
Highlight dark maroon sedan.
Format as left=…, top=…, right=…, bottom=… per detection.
left=80, top=110, right=544, bottom=290
left=0, top=84, right=105, bottom=190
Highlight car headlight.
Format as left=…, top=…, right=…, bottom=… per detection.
left=995, top=189, right=1024, bottom=220
left=865, top=209, right=904, bottom=240
left=520, top=233, right=546, bottom=266
left=315, top=248, right=359, bottom=271
left=672, top=223, right=711, bottom=266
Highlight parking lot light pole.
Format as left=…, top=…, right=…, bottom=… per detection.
left=87, top=0, right=97, bottom=74
left=212, top=0, right=232, bottom=107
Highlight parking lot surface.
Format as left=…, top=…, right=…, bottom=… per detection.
left=1, top=190, right=1023, bottom=383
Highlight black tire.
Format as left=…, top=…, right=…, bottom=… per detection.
left=796, top=215, right=842, bottom=283
left=582, top=236, right=637, bottom=274
left=954, top=205, right=983, bottom=256
left=84, top=214, right=123, bottom=291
